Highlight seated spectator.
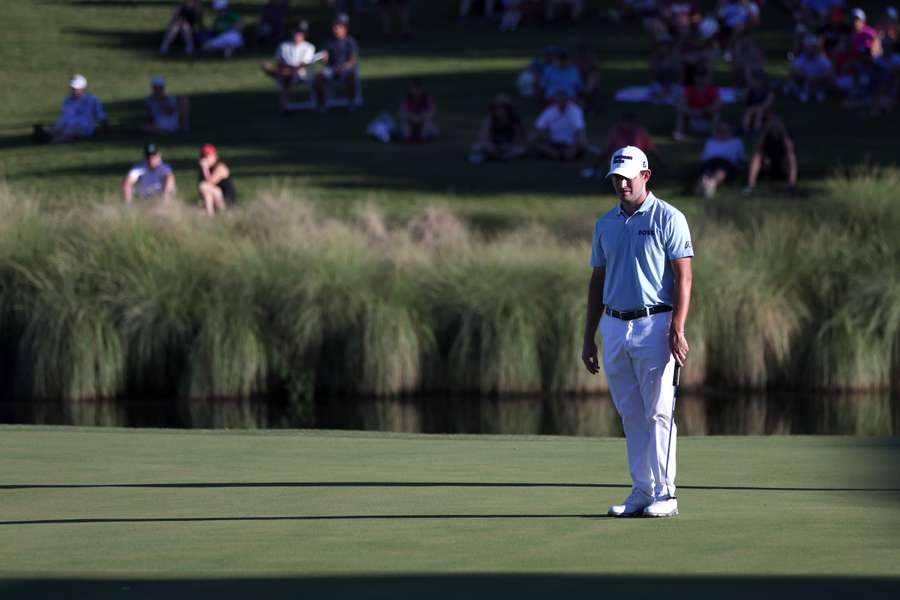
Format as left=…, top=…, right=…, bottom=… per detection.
left=649, top=42, right=681, bottom=102
left=789, top=34, right=835, bottom=102
left=160, top=0, right=203, bottom=55
left=499, top=0, right=524, bottom=32
left=741, top=68, right=773, bottom=133
left=261, top=22, right=317, bottom=112
left=673, top=67, right=721, bottom=140
left=743, top=111, right=797, bottom=194
left=876, top=39, right=900, bottom=109
left=315, top=13, right=361, bottom=109
left=676, top=19, right=718, bottom=80
left=540, top=48, right=582, bottom=104
left=122, top=144, right=176, bottom=204
left=256, top=0, right=289, bottom=47
left=469, top=94, right=527, bottom=162
left=581, top=112, right=664, bottom=178
left=203, top=0, right=244, bottom=58
left=197, top=144, right=236, bottom=215
left=696, top=122, right=745, bottom=198
left=33, top=74, right=107, bottom=143
left=398, top=78, right=438, bottom=142
left=574, top=44, right=601, bottom=109
left=530, top=90, right=587, bottom=161
left=661, top=0, right=701, bottom=42
left=378, top=0, right=413, bottom=40
left=518, top=45, right=558, bottom=98
left=144, top=76, right=190, bottom=133
left=879, top=6, right=899, bottom=44
left=717, top=0, right=760, bottom=60
left=842, top=49, right=890, bottom=115
left=546, top=0, right=584, bottom=23
left=797, top=0, right=843, bottom=30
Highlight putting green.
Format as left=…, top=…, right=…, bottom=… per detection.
left=1, top=427, right=899, bottom=597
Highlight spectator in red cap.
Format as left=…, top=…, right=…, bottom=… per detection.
left=197, top=144, right=236, bottom=215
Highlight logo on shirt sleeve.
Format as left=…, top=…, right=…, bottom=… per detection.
left=685, top=241, right=692, bottom=249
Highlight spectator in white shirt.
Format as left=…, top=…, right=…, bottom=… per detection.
left=530, top=90, right=587, bottom=161
left=261, top=21, right=317, bottom=112
left=696, top=122, right=745, bottom=198
left=122, top=144, right=176, bottom=204
left=34, top=74, right=107, bottom=143
left=144, top=76, right=190, bottom=133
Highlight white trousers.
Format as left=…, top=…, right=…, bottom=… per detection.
left=600, top=311, right=677, bottom=499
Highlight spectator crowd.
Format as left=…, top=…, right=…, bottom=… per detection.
left=33, top=0, right=900, bottom=207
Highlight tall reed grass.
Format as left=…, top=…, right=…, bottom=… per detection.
left=1, top=167, right=898, bottom=423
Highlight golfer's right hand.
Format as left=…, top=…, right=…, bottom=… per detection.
left=582, top=339, right=599, bottom=375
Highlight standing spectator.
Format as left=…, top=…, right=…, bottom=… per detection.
left=789, top=34, right=835, bottom=102
left=459, top=0, right=497, bottom=21
left=378, top=0, right=413, bottom=40
left=160, top=0, right=203, bottom=55
left=850, top=8, right=877, bottom=54
left=546, top=0, right=585, bottom=23
left=741, top=69, right=774, bottom=133
left=261, top=22, right=317, bottom=112
left=582, top=112, right=663, bottom=178
left=696, top=122, right=745, bottom=198
left=744, top=111, right=798, bottom=194
left=530, top=90, right=587, bottom=161
left=398, top=78, right=438, bottom=142
left=203, top=0, right=244, bottom=58
left=540, top=48, right=582, bottom=104
left=144, top=76, right=190, bottom=134
left=256, top=0, right=289, bottom=47
left=673, top=67, right=721, bottom=140
left=315, top=13, right=361, bottom=109
left=469, top=94, right=527, bottom=162
left=197, top=144, right=236, bottom=215
left=122, top=144, right=176, bottom=204
left=33, top=74, right=107, bottom=143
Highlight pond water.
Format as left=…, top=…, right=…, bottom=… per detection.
left=2, top=391, right=897, bottom=436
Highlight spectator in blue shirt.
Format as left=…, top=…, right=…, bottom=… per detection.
left=540, top=48, right=582, bottom=104
left=122, top=144, right=176, bottom=204
left=315, top=13, right=360, bottom=108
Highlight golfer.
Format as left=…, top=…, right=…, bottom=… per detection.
left=581, top=145, right=693, bottom=518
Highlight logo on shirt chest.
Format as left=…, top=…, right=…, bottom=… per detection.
left=638, top=229, right=656, bottom=237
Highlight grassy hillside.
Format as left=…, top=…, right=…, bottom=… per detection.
left=2, top=0, right=898, bottom=222
left=1, top=426, right=899, bottom=599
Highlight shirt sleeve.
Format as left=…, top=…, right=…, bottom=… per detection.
left=571, top=105, right=585, bottom=130
left=93, top=96, right=107, bottom=122
left=665, top=211, right=694, bottom=260
left=590, top=220, right=606, bottom=268
left=534, top=107, right=551, bottom=130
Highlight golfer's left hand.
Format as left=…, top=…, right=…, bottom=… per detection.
left=669, top=329, right=689, bottom=366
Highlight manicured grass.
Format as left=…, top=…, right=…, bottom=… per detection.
left=1, top=426, right=899, bottom=599
left=2, top=0, right=898, bottom=224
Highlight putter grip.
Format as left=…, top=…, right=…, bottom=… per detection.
left=673, top=364, right=681, bottom=387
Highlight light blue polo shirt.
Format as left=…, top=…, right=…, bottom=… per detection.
left=590, top=192, right=693, bottom=310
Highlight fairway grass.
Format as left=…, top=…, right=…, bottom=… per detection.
left=1, top=427, right=899, bottom=597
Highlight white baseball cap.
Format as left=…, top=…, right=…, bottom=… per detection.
left=69, top=74, right=87, bottom=89
left=851, top=7, right=866, bottom=21
left=887, top=7, right=898, bottom=20
left=607, top=146, right=649, bottom=179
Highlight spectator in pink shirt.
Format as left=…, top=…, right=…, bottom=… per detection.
left=851, top=8, right=878, bottom=53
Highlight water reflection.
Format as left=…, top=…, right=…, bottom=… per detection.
left=2, top=392, right=897, bottom=436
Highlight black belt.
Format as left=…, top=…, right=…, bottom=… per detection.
left=605, top=305, right=672, bottom=321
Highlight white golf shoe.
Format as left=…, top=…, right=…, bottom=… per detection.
left=608, top=490, right=653, bottom=518
left=643, top=496, right=678, bottom=518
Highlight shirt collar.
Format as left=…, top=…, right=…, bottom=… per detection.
left=617, top=191, right=656, bottom=217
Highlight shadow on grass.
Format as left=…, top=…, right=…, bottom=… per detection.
left=3, top=481, right=899, bottom=492
left=2, top=575, right=899, bottom=599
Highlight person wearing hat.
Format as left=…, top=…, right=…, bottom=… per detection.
left=261, top=21, right=317, bottom=112
left=122, top=144, right=176, bottom=204
left=34, top=74, right=107, bottom=143
left=203, top=0, right=244, bottom=58
left=315, top=13, right=361, bottom=108
left=469, top=94, right=526, bottom=162
left=581, top=145, right=693, bottom=518
left=197, top=144, right=236, bottom=215
left=144, top=76, right=190, bottom=133
left=851, top=8, right=878, bottom=54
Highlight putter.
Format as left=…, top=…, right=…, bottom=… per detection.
left=662, top=363, right=680, bottom=500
